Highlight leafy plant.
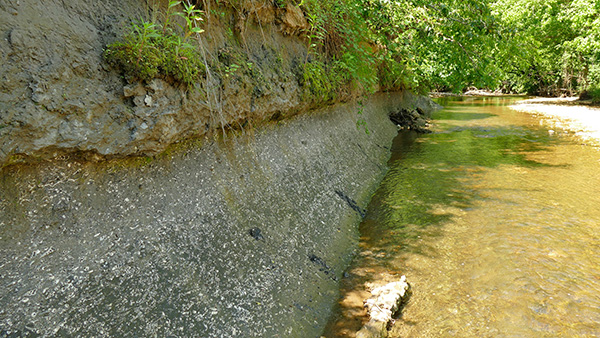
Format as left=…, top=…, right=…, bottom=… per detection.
left=297, top=0, right=380, bottom=101
left=301, top=60, right=333, bottom=103
left=378, top=55, right=410, bottom=92
left=104, top=0, right=205, bottom=87
left=224, top=63, right=241, bottom=78
left=104, top=20, right=162, bottom=82
left=174, top=2, right=205, bottom=42
left=355, top=101, right=369, bottom=134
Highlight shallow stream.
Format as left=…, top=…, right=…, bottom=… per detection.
left=325, top=97, right=600, bottom=337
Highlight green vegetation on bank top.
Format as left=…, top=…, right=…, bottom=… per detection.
left=104, top=1, right=205, bottom=86
left=105, top=0, right=600, bottom=102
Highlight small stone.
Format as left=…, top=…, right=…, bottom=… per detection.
left=280, top=5, right=309, bottom=35
left=148, top=79, right=165, bottom=93
left=249, top=227, right=264, bottom=240
left=357, top=277, right=409, bottom=338
left=133, top=96, right=145, bottom=107
left=144, top=95, right=153, bottom=107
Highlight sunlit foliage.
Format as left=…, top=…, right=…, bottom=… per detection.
left=491, top=0, right=600, bottom=97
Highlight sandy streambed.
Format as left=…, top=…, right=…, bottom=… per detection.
left=510, top=99, right=600, bottom=145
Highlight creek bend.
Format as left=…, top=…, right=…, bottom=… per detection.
left=325, top=97, right=600, bottom=337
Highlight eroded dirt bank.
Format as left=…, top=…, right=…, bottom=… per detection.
left=0, top=0, right=365, bottom=167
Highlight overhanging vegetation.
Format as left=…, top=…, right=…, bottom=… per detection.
left=105, top=0, right=600, bottom=101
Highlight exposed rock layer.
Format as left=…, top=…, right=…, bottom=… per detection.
left=0, top=92, right=437, bottom=337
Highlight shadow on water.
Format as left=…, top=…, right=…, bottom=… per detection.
left=363, top=124, right=561, bottom=260
left=323, top=97, right=567, bottom=337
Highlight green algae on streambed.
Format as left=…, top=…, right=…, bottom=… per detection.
left=325, top=96, right=600, bottom=338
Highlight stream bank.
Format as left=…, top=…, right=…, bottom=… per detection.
left=510, top=100, right=600, bottom=146
left=0, top=91, right=439, bottom=337
left=0, top=1, right=445, bottom=335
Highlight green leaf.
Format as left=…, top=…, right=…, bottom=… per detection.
left=147, top=32, right=161, bottom=39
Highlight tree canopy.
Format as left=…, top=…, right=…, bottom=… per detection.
left=307, top=0, right=600, bottom=97
left=491, top=0, right=600, bottom=97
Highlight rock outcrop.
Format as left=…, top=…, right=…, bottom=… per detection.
left=0, top=1, right=439, bottom=336
left=0, top=92, right=433, bottom=337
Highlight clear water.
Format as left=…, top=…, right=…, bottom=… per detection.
left=325, top=97, right=600, bottom=338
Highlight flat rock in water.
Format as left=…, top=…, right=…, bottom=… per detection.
left=356, top=276, right=409, bottom=338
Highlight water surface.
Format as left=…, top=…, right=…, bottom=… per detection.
left=325, top=97, right=600, bottom=337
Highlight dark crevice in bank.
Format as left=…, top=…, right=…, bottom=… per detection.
left=335, top=190, right=367, bottom=218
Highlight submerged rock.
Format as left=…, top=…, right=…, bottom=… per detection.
left=356, top=276, right=410, bottom=338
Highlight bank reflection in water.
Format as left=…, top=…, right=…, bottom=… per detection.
left=325, top=97, right=600, bottom=338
